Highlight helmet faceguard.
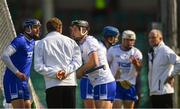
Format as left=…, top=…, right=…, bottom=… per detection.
left=23, top=19, right=41, bottom=29
left=71, top=20, right=89, bottom=37
left=23, top=19, right=41, bottom=39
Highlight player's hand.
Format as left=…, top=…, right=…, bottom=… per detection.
left=129, top=56, right=140, bottom=66
left=15, top=71, right=27, bottom=81
left=115, top=69, right=121, bottom=80
left=56, top=70, right=66, bottom=80
left=164, top=75, right=175, bottom=87
left=76, top=69, right=84, bottom=79
left=129, top=55, right=142, bottom=72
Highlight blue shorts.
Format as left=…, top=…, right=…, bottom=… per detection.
left=3, top=73, right=31, bottom=103
left=80, top=77, right=93, bottom=99
left=115, top=81, right=138, bottom=101
left=94, top=81, right=116, bottom=101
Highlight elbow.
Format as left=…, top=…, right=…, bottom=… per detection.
left=1, top=53, right=8, bottom=63
left=34, top=65, right=41, bottom=73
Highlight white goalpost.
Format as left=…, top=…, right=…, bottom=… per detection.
left=0, top=0, right=42, bottom=108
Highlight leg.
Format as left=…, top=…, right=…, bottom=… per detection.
left=46, top=87, right=63, bottom=108
left=3, top=77, right=31, bottom=108
left=116, top=81, right=137, bottom=109
left=94, top=81, right=116, bottom=108
left=163, top=94, right=173, bottom=108
left=113, top=100, right=123, bottom=108
left=24, top=100, right=31, bottom=108
left=84, top=99, right=96, bottom=109
left=11, top=99, right=25, bottom=108
left=80, top=78, right=95, bottom=108
left=124, top=100, right=135, bottom=109
left=151, top=94, right=173, bottom=108
left=62, top=86, right=76, bottom=108
left=95, top=100, right=113, bottom=109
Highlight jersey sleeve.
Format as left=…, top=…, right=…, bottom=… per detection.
left=86, top=37, right=99, bottom=55
left=10, top=37, right=24, bottom=50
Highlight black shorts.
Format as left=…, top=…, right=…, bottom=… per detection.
left=46, top=86, right=76, bottom=108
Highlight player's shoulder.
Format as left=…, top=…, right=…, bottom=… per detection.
left=160, top=44, right=175, bottom=54
left=86, top=35, right=97, bottom=41
left=109, top=44, right=120, bottom=50
left=12, top=33, right=26, bottom=43
left=85, top=35, right=99, bottom=44
left=131, top=47, right=142, bottom=55
left=132, top=46, right=141, bottom=52
left=61, top=34, right=78, bottom=45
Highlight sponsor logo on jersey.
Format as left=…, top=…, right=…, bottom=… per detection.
left=27, top=52, right=33, bottom=58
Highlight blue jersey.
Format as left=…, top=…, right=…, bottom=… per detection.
left=4, top=33, right=35, bottom=80
left=3, top=33, right=35, bottom=103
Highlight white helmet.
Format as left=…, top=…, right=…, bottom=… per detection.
left=122, top=30, right=136, bottom=40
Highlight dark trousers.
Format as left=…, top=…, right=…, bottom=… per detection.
left=46, top=86, right=76, bottom=108
left=151, top=94, right=173, bottom=108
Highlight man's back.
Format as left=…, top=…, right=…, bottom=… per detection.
left=34, top=31, right=82, bottom=89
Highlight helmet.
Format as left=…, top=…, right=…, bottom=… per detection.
left=122, top=30, right=136, bottom=40
left=103, top=26, right=119, bottom=38
left=22, top=19, right=41, bottom=29
left=71, top=20, right=89, bottom=28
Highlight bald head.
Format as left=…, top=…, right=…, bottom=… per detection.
left=149, top=29, right=163, bottom=38
left=148, top=29, right=163, bottom=47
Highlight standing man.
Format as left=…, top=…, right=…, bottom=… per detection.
left=1, top=19, right=41, bottom=108
left=148, top=29, right=180, bottom=108
left=107, top=30, right=143, bottom=109
left=70, top=20, right=95, bottom=109
left=70, top=20, right=116, bottom=109
left=34, top=17, right=82, bottom=108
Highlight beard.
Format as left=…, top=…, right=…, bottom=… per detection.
left=32, top=34, right=40, bottom=40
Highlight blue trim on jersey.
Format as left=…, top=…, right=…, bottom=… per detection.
left=80, top=78, right=93, bottom=99
left=115, top=82, right=138, bottom=101
left=94, top=81, right=116, bottom=101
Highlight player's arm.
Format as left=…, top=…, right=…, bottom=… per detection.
left=131, top=57, right=143, bottom=72
left=170, top=53, right=180, bottom=76
left=130, top=50, right=143, bottom=73
left=76, top=51, right=99, bottom=79
left=165, top=52, right=180, bottom=85
left=1, top=45, right=26, bottom=80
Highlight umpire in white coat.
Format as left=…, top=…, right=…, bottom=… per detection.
left=148, top=29, right=180, bottom=108
left=34, top=17, right=82, bottom=108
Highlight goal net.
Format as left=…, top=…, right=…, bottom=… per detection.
left=0, top=0, right=42, bottom=108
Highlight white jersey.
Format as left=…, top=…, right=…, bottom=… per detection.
left=80, top=35, right=115, bottom=86
left=107, top=44, right=143, bottom=85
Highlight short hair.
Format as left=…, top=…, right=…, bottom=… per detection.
left=149, top=29, right=163, bottom=38
left=46, top=17, right=62, bottom=32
